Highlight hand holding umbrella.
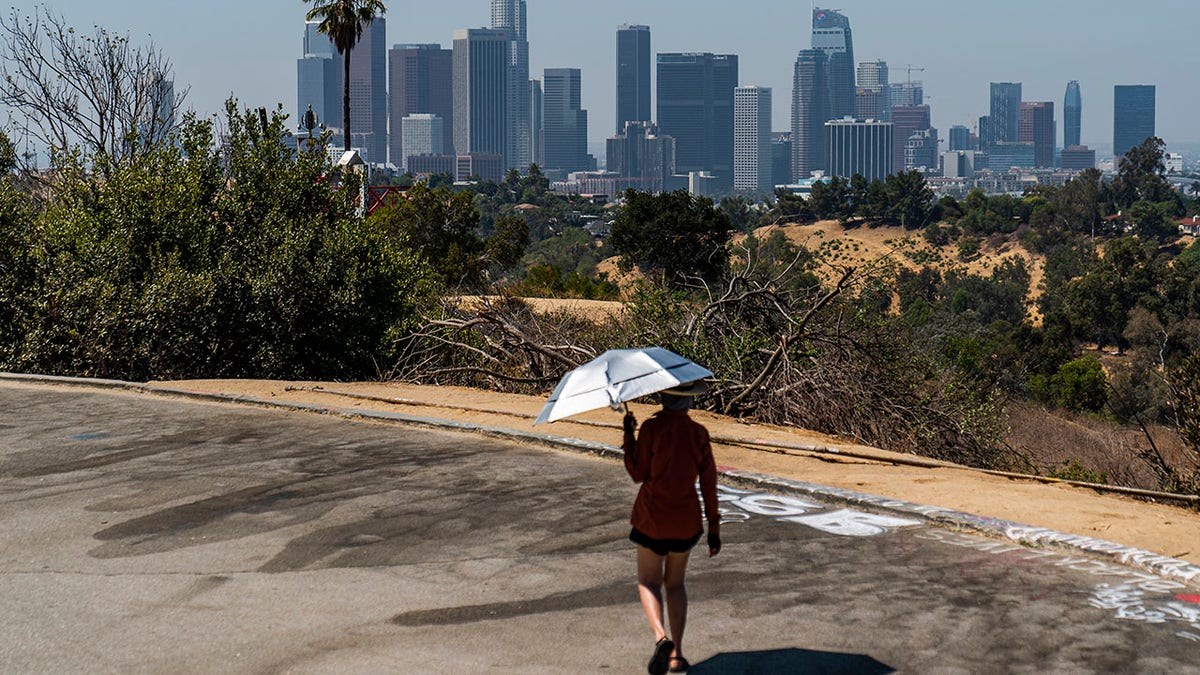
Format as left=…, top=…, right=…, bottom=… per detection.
left=534, top=347, right=713, bottom=425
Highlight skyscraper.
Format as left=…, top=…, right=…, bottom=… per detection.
left=400, top=113, right=444, bottom=168
left=542, top=68, right=590, bottom=175
left=616, top=25, right=652, bottom=134
left=1061, top=145, right=1096, bottom=172
left=734, top=86, right=773, bottom=194
left=855, top=60, right=890, bottom=121
left=348, top=18, right=388, bottom=163
left=978, top=115, right=992, bottom=147
left=948, top=125, right=971, bottom=152
left=855, top=87, right=889, bottom=122
left=825, top=119, right=893, bottom=182
left=297, top=21, right=342, bottom=133
left=791, top=49, right=829, bottom=181
left=607, top=121, right=675, bottom=192
left=891, top=104, right=930, bottom=172
left=1113, top=85, right=1156, bottom=159
left=989, top=82, right=1022, bottom=144
left=492, top=0, right=531, bottom=170
left=389, top=44, right=453, bottom=168
left=812, top=8, right=855, bottom=120
left=452, top=29, right=509, bottom=163
left=856, top=60, right=888, bottom=89
left=904, top=128, right=938, bottom=173
left=657, top=53, right=738, bottom=187
left=888, top=81, right=923, bottom=109
left=1019, top=102, right=1056, bottom=169
left=772, top=132, right=793, bottom=186
left=531, top=78, right=543, bottom=167
left=138, top=71, right=176, bottom=147
left=1064, top=81, right=1082, bottom=148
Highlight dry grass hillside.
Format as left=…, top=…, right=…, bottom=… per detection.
left=525, top=222, right=1196, bottom=494
left=743, top=220, right=1047, bottom=302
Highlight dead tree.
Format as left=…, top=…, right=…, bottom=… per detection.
left=0, top=7, right=187, bottom=168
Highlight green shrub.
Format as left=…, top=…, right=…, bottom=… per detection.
left=1029, top=356, right=1108, bottom=412
left=0, top=103, right=432, bottom=381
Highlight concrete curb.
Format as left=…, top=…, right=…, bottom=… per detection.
left=5, top=372, right=1200, bottom=587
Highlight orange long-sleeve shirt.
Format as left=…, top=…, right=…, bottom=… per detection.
left=623, top=409, right=720, bottom=540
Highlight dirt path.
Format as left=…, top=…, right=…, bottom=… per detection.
left=151, top=379, right=1200, bottom=567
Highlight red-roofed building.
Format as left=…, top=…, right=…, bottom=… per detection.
left=1179, top=216, right=1200, bottom=237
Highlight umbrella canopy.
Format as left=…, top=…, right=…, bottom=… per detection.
left=533, top=348, right=713, bottom=425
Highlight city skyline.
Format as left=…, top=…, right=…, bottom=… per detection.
left=17, top=1, right=1200, bottom=156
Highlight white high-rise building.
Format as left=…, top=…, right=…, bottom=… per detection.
left=400, top=114, right=445, bottom=170
left=491, top=0, right=531, bottom=171
left=825, top=118, right=893, bottom=182
left=452, top=28, right=508, bottom=162
left=734, top=86, right=773, bottom=194
left=856, top=60, right=889, bottom=89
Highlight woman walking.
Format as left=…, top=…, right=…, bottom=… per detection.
left=622, top=382, right=721, bottom=674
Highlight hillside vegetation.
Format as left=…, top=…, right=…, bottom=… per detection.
left=3, top=97, right=1199, bottom=499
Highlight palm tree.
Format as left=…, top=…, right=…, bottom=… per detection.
left=303, top=0, right=387, bottom=152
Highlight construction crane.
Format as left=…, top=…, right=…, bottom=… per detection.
left=903, top=65, right=925, bottom=85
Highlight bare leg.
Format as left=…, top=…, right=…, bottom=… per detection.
left=636, top=546, right=668, bottom=642
left=664, top=551, right=692, bottom=662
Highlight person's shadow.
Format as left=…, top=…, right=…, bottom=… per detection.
left=687, top=648, right=894, bottom=674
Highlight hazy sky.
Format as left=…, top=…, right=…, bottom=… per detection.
left=28, top=1, right=1200, bottom=155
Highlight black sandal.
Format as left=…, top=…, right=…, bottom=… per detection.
left=669, top=656, right=691, bottom=672
left=648, top=637, right=674, bottom=675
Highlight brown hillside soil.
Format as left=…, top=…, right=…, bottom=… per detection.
left=154, top=379, right=1200, bottom=566
left=746, top=220, right=1046, bottom=306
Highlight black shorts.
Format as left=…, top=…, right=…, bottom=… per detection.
left=629, top=527, right=702, bottom=556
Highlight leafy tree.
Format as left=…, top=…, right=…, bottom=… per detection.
left=808, top=176, right=851, bottom=221
left=522, top=226, right=610, bottom=276
left=2, top=102, right=429, bottom=380
left=896, top=266, right=942, bottom=313
left=303, top=0, right=388, bottom=152
left=1045, top=237, right=1161, bottom=351
left=719, top=195, right=756, bottom=232
left=882, top=171, right=934, bottom=229
left=485, top=214, right=532, bottom=277
left=1171, top=354, right=1200, bottom=454
left=772, top=187, right=814, bottom=223
left=1053, top=169, right=1105, bottom=239
left=610, top=189, right=734, bottom=287
left=1029, top=356, right=1109, bottom=412
left=373, top=182, right=486, bottom=288
left=1125, top=199, right=1181, bottom=242
left=1113, top=137, right=1178, bottom=209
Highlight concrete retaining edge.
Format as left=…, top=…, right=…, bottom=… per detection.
left=5, top=372, right=1199, bottom=587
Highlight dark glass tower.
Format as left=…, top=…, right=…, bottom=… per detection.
left=812, top=8, right=855, bottom=120
left=657, top=53, right=738, bottom=188
left=1113, top=85, right=1156, bottom=159
left=948, top=125, right=971, bottom=152
left=891, top=104, right=931, bottom=172
left=1064, top=81, right=1082, bottom=148
left=543, top=68, right=589, bottom=174
left=791, top=49, right=829, bottom=181
left=1019, top=102, right=1056, bottom=168
left=298, top=22, right=343, bottom=132
left=388, top=44, right=454, bottom=167
left=989, top=82, right=1022, bottom=144
left=616, top=25, right=651, bottom=134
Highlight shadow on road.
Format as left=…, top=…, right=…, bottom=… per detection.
left=689, top=647, right=894, bottom=674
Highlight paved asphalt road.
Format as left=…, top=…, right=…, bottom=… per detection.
left=1, top=382, right=1199, bottom=674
